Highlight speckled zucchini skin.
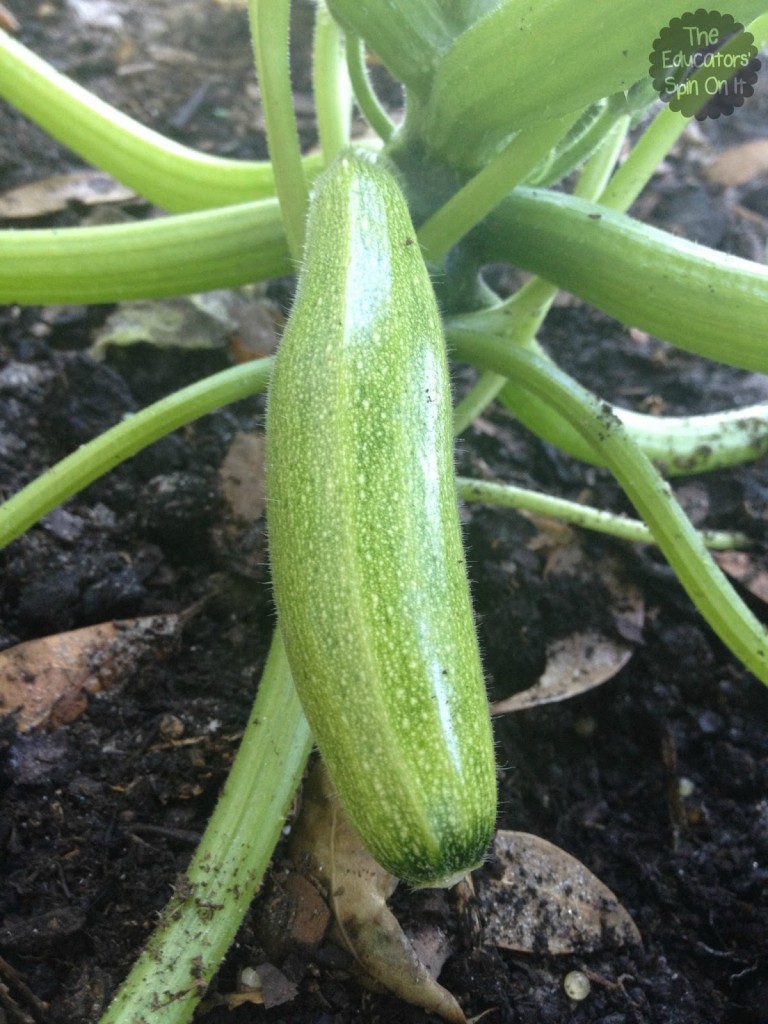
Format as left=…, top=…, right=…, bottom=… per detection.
left=266, top=151, right=496, bottom=887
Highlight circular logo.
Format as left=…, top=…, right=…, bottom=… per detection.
left=649, top=9, right=761, bottom=120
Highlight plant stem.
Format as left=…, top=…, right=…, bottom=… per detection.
left=249, top=0, right=309, bottom=260
left=98, top=630, right=312, bottom=1024
left=572, top=114, right=631, bottom=201
left=451, top=113, right=630, bottom=434
left=451, top=330, right=768, bottom=688
left=417, top=110, right=582, bottom=263
left=599, top=105, right=690, bottom=211
left=456, top=477, right=750, bottom=550
left=344, top=31, right=395, bottom=142
left=493, top=359, right=768, bottom=476
left=468, top=187, right=768, bottom=374
left=313, top=0, right=352, bottom=162
left=0, top=358, right=272, bottom=549
left=0, top=31, right=319, bottom=212
left=0, top=199, right=289, bottom=304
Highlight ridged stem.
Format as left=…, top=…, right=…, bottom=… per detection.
left=0, top=358, right=272, bottom=549
left=313, top=0, right=353, bottom=162
left=0, top=30, right=313, bottom=212
left=98, top=631, right=311, bottom=1024
left=0, top=199, right=289, bottom=304
left=452, top=329, right=768, bottom=688
left=249, top=0, right=309, bottom=260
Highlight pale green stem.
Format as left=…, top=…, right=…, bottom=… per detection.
left=451, top=112, right=631, bottom=434
left=313, top=0, right=353, bottom=162
left=0, top=30, right=310, bottom=212
left=456, top=477, right=750, bottom=550
left=249, top=0, right=309, bottom=260
left=417, top=109, right=583, bottom=263
left=0, top=199, right=289, bottom=304
left=344, top=31, right=396, bottom=142
left=572, top=114, right=631, bottom=200
left=599, top=103, right=690, bottom=211
left=98, top=630, right=312, bottom=1024
left=0, top=359, right=272, bottom=549
left=452, top=330, right=768, bottom=687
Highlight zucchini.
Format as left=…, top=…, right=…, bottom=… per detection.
left=266, top=150, right=496, bottom=887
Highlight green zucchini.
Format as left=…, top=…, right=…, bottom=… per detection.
left=266, top=150, right=497, bottom=888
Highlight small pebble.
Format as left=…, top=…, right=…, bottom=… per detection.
left=158, top=713, right=185, bottom=740
left=678, top=776, right=695, bottom=798
left=564, top=970, right=591, bottom=1001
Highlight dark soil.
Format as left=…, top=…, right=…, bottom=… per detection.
left=1, top=3, right=768, bottom=1023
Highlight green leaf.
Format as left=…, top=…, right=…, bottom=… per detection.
left=326, top=0, right=501, bottom=93
left=421, top=0, right=768, bottom=169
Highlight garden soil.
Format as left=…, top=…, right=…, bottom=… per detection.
left=1, top=3, right=767, bottom=1023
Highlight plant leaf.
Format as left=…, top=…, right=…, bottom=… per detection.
left=0, top=612, right=190, bottom=731
left=422, top=0, right=768, bottom=169
left=285, top=761, right=467, bottom=1024
left=477, top=831, right=641, bottom=954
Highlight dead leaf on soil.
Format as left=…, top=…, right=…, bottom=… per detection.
left=703, top=139, right=768, bottom=187
left=0, top=612, right=191, bottom=731
left=491, top=630, right=634, bottom=714
left=492, top=550, right=644, bottom=713
left=278, top=761, right=467, bottom=1024
left=0, top=171, right=135, bottom=219
left=713, top=549, right=768, bottom=605
left=477, top=831, right=641, bottom=954
left=89, top=289, right=279, bottom=361
left=218, top=431, right=266, bottom=523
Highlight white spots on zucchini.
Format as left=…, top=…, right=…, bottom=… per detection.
left=266, top=150, right=496, bottom=887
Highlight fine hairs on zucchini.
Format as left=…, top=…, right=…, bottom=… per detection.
left=266, top=150, right=497, bottom=887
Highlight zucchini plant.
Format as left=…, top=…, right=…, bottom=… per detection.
left=0, top=1, right=767, bottom=1021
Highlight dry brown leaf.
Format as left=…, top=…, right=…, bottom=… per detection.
left=492, top=552, right=644, bottom=713
left=0, top=612, right=189, bottom=731
left=286, top=761, right=467, bottom=1024
left=491, top=630, right=634, bottom=714
left=218, top=432, right=266, bottom=523
left=0, top=171, right=135, bottom=219
left=703, top=139, right=768, bottom=187
left=477, top=831, right=640, bottom=954
left=714, top=550, right=768, bottom=604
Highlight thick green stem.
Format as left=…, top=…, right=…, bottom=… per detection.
left=313, top=0, right=353, bottom=162
left=98, top=630, right=312, bottom=1024
left=495, top=358, right=768, bottom=477
left=0, top=359, right=272, bottom=549
left=451, top=113, right=630, bottom=433
left=249, top=0, right=309, bottom=260
left=0, top=199, right=289, bottom=304
left=451, top=330, right=768, bottom=687
left=417, top=110, right=582, bottom=263
left=469, top=188, right=768, bottom=373
left=0, top=31, right=318, bottom=212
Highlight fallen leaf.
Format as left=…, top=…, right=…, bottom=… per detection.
left=89, top=296, right=233, bottom=359
left=703, top=139, right=768, bottom=187
left=0, top=612, right=190, bottom=731
left=218, top=432, right=266, bottom=523
left=491, top=553, right=644, bottom=713
left=714, top=549, right=768, bottom=604
left=89, top=288, right=279, bottom=361
left=491, top=630, right=634, bottom=714
left=0, top=171, right=135, bottom=219
left=477, top=831, right=640, bottom=954
left=284, top=761, right=467, bottom=1024
left=0, top=4, right=20, bottom=31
